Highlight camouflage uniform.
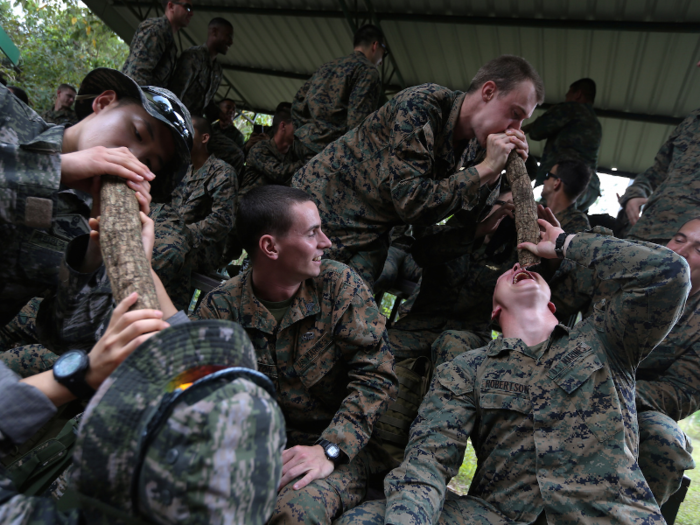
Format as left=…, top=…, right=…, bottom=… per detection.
left=171, top=155, right=237, bottom=274
left=337, top=232, right=690, bottom=525
left=212, top=120, right=245, bottom=149
left=207, top=127, right=245, bottom=176
left=529, top=101, right=603, bottom=212
left=40, top=107, right=79, bottom=126
left=193, top=260, right=398, bottom=524
left=0, top=297, right=42, bottom=350
left=292, top=51, right=381, bottom=156
left=0, top=320, right=286, bottom=525
left=618, top=109, right=700, bottom=244
left=240, top=137, right=305, bottom=195
left=292, top=84, right=497, bottom=289
left=121, top=16, right=177, bottom=88
left=167, top=45, right=222, bottom=117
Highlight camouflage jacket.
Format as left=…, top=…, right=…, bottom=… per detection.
left=171, top=155, right=237, bottom=252
left=292, top=84, right=497, bottom=265
left=384, top=233, right=689, bottom=525
left=41, top=107, right=79, bottom=127
left=529, top=102, right=602, bottom=185
left=213, top=121, right=245, bottom=149
left=240, top=137, right=305, bottom=195
left=207, top=125, right=245, bottom=175
left=193, top=260, right=397, bottom=461
left=555, top=203, right=591, bottom=234
left=121, top=16, right=177, bottom=88
left=167, top=45, right=222, bottom=116
left=619, top=109, right=700, bottom=243
left=292, top=51, right=381, bottom=154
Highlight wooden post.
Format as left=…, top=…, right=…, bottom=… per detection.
left=99, top=176, right=159, bottom=310
left=505, top=151, right=541, bottom=268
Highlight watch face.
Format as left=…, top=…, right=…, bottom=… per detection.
left=326, top=444, right=340, bottom=458
left=54, top=352, right=84, bottom=379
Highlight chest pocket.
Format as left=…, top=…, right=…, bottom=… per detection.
left=480, top=391, right=532, bottom=415
left=550, top=345, right=622, bottom=443
left=292, top=334, right=338, bottom=390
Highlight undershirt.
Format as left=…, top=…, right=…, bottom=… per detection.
left=258, top=296, right=295, bottom=324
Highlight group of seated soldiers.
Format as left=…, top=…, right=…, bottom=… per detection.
left=1, top=7, right=699, bottom=524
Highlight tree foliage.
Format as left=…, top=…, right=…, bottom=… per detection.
left=0, top=0, right=128, bottom=111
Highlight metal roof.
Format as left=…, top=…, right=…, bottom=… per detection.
left=83, top=0, right=700, bottom=176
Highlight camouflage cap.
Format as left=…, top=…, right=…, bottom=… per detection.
left=74, top=68, right=194, bottom=200
left=71, top=320, right=285, bottom=525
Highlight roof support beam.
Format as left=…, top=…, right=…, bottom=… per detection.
left=120, top=3, right=700, bottom=33
left=539, top=103, right=683, bottom=126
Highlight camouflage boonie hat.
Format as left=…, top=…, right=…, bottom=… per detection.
left=70, top=320, right=286, bottom=525
left=75, top=68, right=194, bottom=200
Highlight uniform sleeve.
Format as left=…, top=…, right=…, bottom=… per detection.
left=122, top=19, right=170, bottom=87
left=618, top=115, right=694, bottom=204
left=347, top=65, right=381, bottom=130
left=564, top=233, right=690, bottom=369
left=167, top=49, right=199, bottom=106
left=384, top=355, right=479, bottom=525
left=528, top=104, right=573, bottom=141
left=191, top=282, right=237, bottom=321
left=244, top=143, right=305, bottom=187
left=186, top=164, right=236, bottom=247
left=319, top=269, right=398, bottom=461
left=636, top=343, right=700, bottom=422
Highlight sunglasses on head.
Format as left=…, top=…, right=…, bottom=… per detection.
left=142, top=87, right=192, bottom=145
left=171, top=1, right=193, bottom=12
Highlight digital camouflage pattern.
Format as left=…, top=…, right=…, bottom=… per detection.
left=171, top=154, right=237, bottom=274
left=292, top=51, right=381, bottom=155
left=638, top=411, right=695, bottom=506
left=555, top=202, right=591, bottom=234
left=618, top=109, right=700, bottom=244
left=0, top=297, right=42, bottom=350
left=240, top=136, right=305, bottom=195
left=167, top=45, right=223, bottom=117
left=40, top=107, right=79, bottom=127
left=529, top=101, right=602, bottom=212
left=0, top=344, right=58, bottom=378
left=0, top=320, right=286, bottom=525
left=121, top=16, right=178, bottom=88
left=292, top=84, right=498, bottom=288
left=343, top=232, right=690, bottom=525
left=207, top=126, right=245, bottom=176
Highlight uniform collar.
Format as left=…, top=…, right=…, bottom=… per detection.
left=486, top=324, right=570, bottom=359
left=238, top=267, right=321, bottom=334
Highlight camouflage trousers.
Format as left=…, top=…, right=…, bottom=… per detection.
left=0, top=344, right=59, bottom=378
left=638, top=411, right=695, bottom=506
left=0, top=296, right=42, bottom=351
left=388, top=324, right=489, bottom=364
left=344, top=242, right=389, bottom=293
left=374, top=247, right=421, bottom=295
left=431, top=329, right=492, bottom=367
left=333, top=496, right=548, bottom=525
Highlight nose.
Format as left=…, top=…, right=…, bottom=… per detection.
left=319, top=229, right=332, bottom=249
left=512, top=263, right=521, bottom=272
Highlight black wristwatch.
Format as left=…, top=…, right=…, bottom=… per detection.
left=316, top=439, right=342, bottom=465
left=53, top=350, right=96, bottom=400
left=554, top=232, right=569, bottom=259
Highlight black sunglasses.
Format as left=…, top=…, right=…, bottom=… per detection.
left=544, top=171, right=559, bottom=181
left=142, top=88, right=192, bottom=146
left=171, top=1, right=193, bottom=12
left=381, top=42, right=390, bottom=57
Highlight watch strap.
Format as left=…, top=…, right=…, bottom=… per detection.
left=554, top=232, right=569, bottom=259
left=315, top=438, right=342, bottom=465
left=53, top=351, right=96, bottom=400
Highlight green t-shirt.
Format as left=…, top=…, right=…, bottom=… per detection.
left=258, top=296, right=295, bottom=324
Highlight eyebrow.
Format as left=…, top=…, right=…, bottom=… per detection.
left=307, top=223, right=321, bottom=233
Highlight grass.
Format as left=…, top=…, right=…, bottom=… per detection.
left=447, top=413, right=700, bottom=525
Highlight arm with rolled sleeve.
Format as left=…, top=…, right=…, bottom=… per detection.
left=384, top=354, right=480, bottom=525
left=563, top=233, right=690, bottom=368
left=319, top=269, right=397, bottom=462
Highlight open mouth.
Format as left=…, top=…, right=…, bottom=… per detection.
left=513, top=270, right=535, bottom=284
left=312, top=256, right=322, bottom=262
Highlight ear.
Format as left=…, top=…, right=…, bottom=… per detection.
left=259, top=234, right=279, bottom=260
left=91, top=90, right=118, bottom=114
left=481, top=81, right=497, bottom=103
left=201, top=133, right=210, bottom=145
left=547, top=301, right=557, bottom=315
left=553, top=178, right=563, bottom=191
left=491, top=305, right=502, bottom=321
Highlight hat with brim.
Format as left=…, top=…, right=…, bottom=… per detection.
left=70, top=320, right=285, bottom=523
left=75, top=68, right=194, bottom=201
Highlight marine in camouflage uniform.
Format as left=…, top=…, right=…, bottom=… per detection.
left=528, top=101, right=602, bottom=212
left=240, top=134, right=305, bottom=195
left=337, top=231, right=690, bottom=525
left=292, top=84, right=499, bottom=289
left=207, top=126, right=245, bottom=176
left=193, top=259, right=397, bottom=524
left=168, top=44, right=223, bottom=117
left=121, top=16, right=178, bottom=88
left=0, top=320, right=286, bottom=525
left=292, top=50, right=381, bottom=157
left=40, top=107, right=79, bottom=127
left=171, top=154, right=237, bottom=274
left=618, top=109, right=700, bottom=244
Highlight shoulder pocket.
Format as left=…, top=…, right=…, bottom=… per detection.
left=436, top=360, right=475, bottom=397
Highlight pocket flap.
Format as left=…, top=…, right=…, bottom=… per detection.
left=480, top=392, right=532, bottom=415
left=551, top=349, right=604, bottom=395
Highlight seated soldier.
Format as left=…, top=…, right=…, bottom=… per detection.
left=240, top=107, right=306, bottom=195
left=293, top=55, right=544, bottom=289
left=171, top=115, right=237, bottom=275
left=191, top=185, right=398, bottom=524
left=337, top=219, right=690, bottom=524
left=208, top=97, right=246, bottom=174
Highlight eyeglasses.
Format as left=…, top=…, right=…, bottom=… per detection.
left=381, top=42, right=390, bottom=57
left=544, top=171, right=559, bottom=181
left=171, top=1, right=193, bottom=13
left=142, top=87, right=192, bottom=146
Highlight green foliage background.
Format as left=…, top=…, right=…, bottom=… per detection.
left=0, top=0, right=129, bottom=112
